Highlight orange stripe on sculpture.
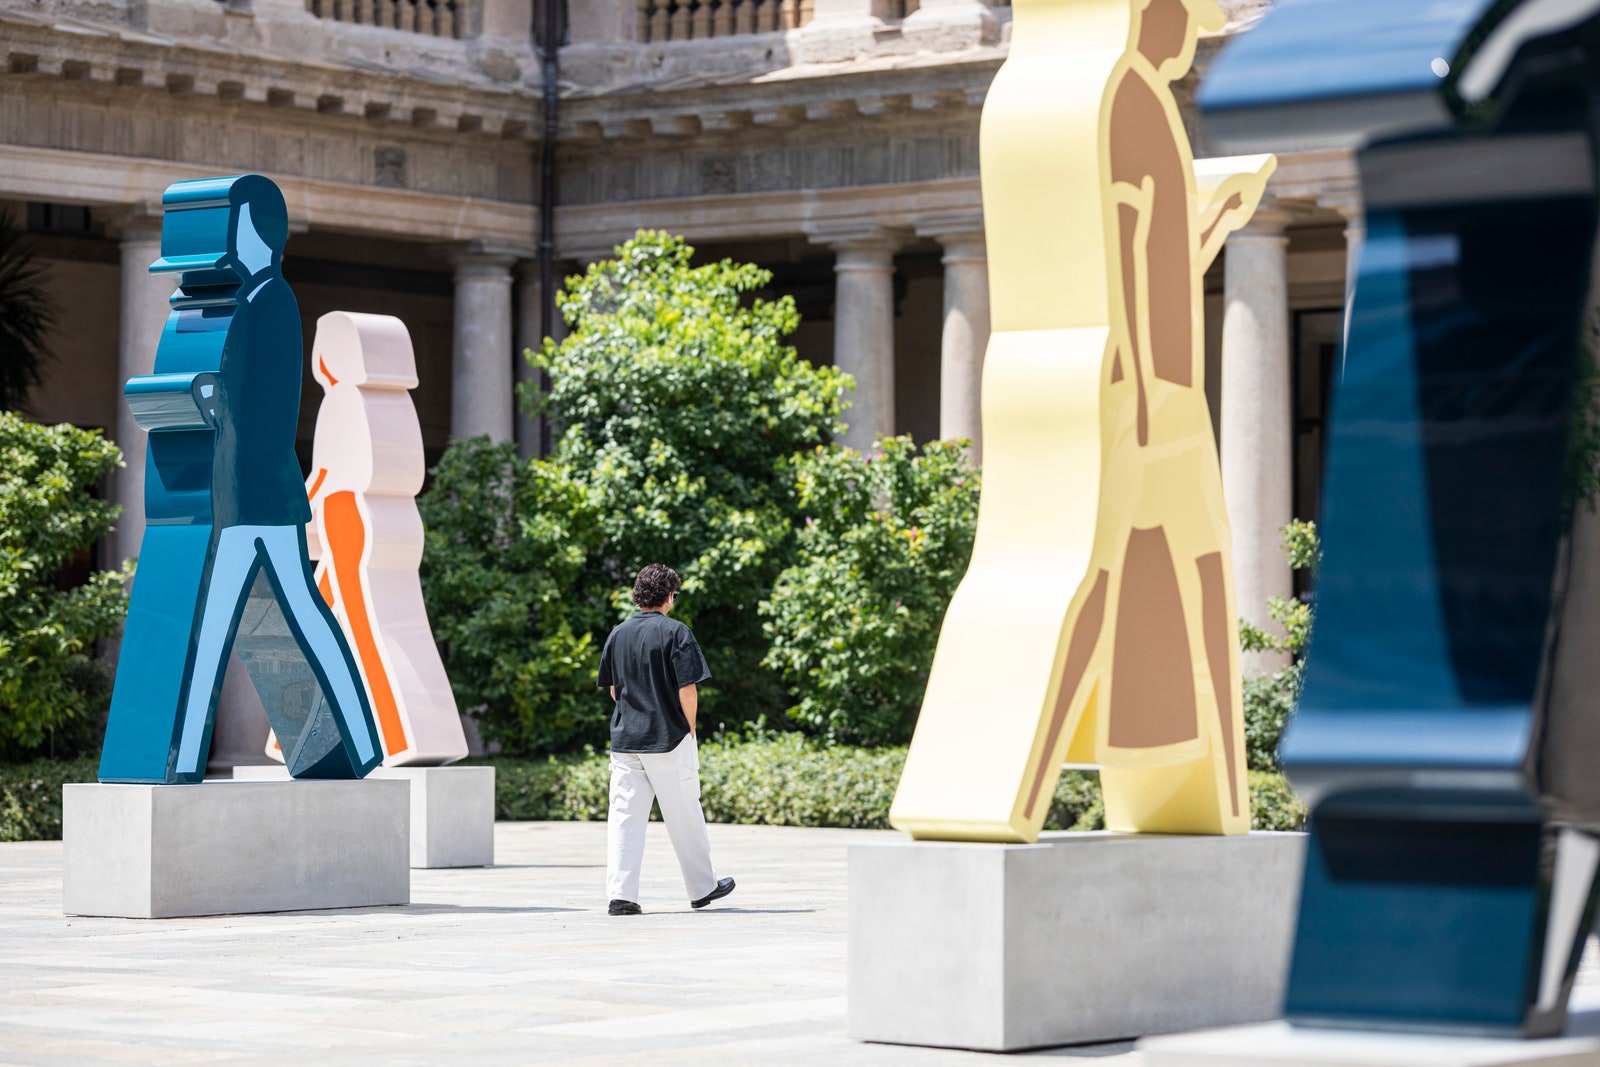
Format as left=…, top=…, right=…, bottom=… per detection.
left=323, top=490, right=407, bottom=755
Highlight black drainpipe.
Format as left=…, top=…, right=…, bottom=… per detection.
left=536, top=0, right=562, bottom=457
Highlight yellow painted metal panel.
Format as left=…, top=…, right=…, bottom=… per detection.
left=891, top=0, right=1275, bottom=842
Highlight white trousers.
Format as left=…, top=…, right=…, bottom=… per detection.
left=606, top=734, right=718, bottom=904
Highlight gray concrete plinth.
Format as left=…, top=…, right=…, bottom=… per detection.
left=232, top=764, right=494, bottom=868
left=375, top=766, right=495, bottom=868
left=1139, top=989, right=1600, bottom=1067
left=62, top=780, right=409, bottom=918
left=848, top=831, right=1306, bottom=1052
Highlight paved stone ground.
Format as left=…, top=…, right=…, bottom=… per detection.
left=1, top=821, right=1595, bottom=1066
left=0, top=821, right=1141, bottom=1065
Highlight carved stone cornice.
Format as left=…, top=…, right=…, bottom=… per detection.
left=0, top=11, right=540, bottom=142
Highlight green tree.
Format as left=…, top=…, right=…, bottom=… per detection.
left=0, top=415, right=131, bottom=758
left=417, top=438, right=611, bottom=755
left=0, top=219, right=59, bottom=412
left=760, top=436, right=981, bottom=745
left=527, top=230, right=851, bottom=732
left=1239, top=519, right=1318, bottom=771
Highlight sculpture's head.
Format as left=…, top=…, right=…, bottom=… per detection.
left=1135, top=0, right=1225, bottom=80
left=226, top=174, right=288, bottom=281
left=154, top=174, right=291, bottom=287
left=310, top=311, right=420, bottom=392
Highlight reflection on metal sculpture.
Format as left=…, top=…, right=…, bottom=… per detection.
left=1202, top=0, right=1600, bottom=1037
left=891, top=0, right=1272, bottom=842
left=262, top=311, right=467, bottom=767
left=98, top=175, right=383, bottom=784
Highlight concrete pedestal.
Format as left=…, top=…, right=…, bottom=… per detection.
left=1139, top=989, right=1600, bottom=1066
left=233, top=764, right=495, bottom=868
left=63, top=780, right=409, bottom=918
left=848, top=831, right=1306, bottom=1051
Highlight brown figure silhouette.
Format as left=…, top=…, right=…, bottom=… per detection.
left=1019, top=0, right=1273, bottom=835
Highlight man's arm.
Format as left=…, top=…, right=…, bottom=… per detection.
left=610, top=686, right=616, bottom=700
left=680, top=683, right=698, bottom=733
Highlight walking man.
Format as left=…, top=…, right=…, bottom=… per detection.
left=599, top=564, right=736, bottom=915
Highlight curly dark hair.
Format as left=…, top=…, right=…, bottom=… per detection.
left=631, top=563, right=681, bottom=609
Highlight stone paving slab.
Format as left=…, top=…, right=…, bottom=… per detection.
left=0, top=821, right=1139, bottom=1065
left=5, top=820, right=1595, bottom=1066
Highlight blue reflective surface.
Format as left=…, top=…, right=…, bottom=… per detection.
left=98, top=175, right=382, bottom=784
left=1198, top=0, right=1490, bottom=111
left=1203, top=0, right=1600, bottom=1038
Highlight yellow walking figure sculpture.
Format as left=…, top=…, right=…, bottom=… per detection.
left=890, top=0, right=1275, bottom=842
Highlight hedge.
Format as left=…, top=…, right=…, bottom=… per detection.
left=0, top=740, right=1307, bottom=842
left=0, top=756, right=96, bottom=842
left=477, top=734, right=1307, bottom=833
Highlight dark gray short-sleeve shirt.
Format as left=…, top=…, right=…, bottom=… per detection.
left=597, top=611, right=712, bottom=753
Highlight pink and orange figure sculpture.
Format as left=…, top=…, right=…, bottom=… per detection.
left=267, top=311, right=467, bottom=767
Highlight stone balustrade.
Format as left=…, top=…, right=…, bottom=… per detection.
left=635, top=0, right=814, bottom=43
left=305, top=0, right=474, bottom=38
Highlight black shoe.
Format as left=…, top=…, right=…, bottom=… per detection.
left=691, top=877, right=736, bottom=910
left=608, top=899, right=642, bottom=915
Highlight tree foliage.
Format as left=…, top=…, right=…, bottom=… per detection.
left=420, top=232, right=853, bottom=752
left=417, top=439, right=610, bottom=754
left=760, top=437, right=981, bottom=745
left=528, top=232, right=851, bottom=729
left=0, top=415, right=130, bottom=757
left=1239, top=519, right=1318, bottom=771
left=0, top=220, right=58, bottom=412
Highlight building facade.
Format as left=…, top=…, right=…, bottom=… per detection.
left=0, top=0, right=1359, bottom=647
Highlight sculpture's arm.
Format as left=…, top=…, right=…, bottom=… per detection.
left=1109, top=175, right=1157, bottom=381
left=124, top=372, right=222, bottom=433
left=1192, top=154, right=1278, bottom=273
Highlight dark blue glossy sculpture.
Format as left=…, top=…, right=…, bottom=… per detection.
left=1202, top=0, right=1600, bottom=1038
left=99, top=175, right=382, bottom=784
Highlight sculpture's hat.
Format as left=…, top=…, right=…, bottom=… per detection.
left=150, top=174, right=288, bottom=284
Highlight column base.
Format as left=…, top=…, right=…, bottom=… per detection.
left=848, top=831, right=1305, bottom=1051
left=63, top=781, right=409, bottom=918
left=234, top=764, right=494, bottom=868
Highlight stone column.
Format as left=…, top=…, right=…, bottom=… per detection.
left=111, top=211, right=168, bottom=568
left=919, top=221, right=991, bottom=462
left=451, top=245, right=517, bottom=444
left=817, top=227, right=902, bottom=453
left=1337, top=203, right=1365, bottom=351
left=514, top=260, right=575, bottom=460
left=1220, top=210, right=1293, bottom=665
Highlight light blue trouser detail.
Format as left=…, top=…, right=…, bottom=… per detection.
left=173, top=524, right=376, bottom=776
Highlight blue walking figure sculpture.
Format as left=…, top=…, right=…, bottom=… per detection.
left=100, top=174, right=383, bottom=784
left=1203, top=0, right=1600, bottom=1039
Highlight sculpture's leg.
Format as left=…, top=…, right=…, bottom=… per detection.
left=171, top=525, right=264, bottom=782
left=320, top=490, right=407, bottom=757
left=98, top=524, right=215, bottom=783
left=255, top=524, right=381, bottom=776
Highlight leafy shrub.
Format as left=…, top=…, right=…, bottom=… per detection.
left=1249, top=769, right=1308, bottom=831
left=1239, top=519, right=1318, bottom=771
left=761, top=437, right=980, bottom=745
left=531, top=231, right=850, bottom=730
left=418, top=440, right=611, bottom=755
left=0, top=416, right=131, bottom=758
left=477, top=738, right=1302, bottom=834
left=0, top=756, right=96, bottom=841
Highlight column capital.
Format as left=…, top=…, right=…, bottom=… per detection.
left=1328, top=198, right=1366, bottom=238
left=1229, top=204, right=1295, bottom=242
left=915, top=214, right=987, bottom=263
left=450, top=241, right=523, bottom=278
left=807, top=221, right=908, bottom=257
left=104, top=202, right=165, bottom=243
